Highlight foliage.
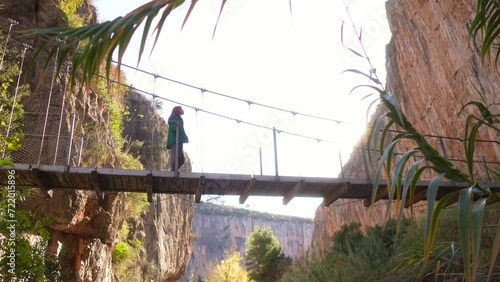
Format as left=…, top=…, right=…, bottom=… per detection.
left=23, top=0, right=297, bottom=88
left=331, top=222, right=364, bottom=255
left=112, top=238, right=144, bottom=281
left=0, top=182, right=63, bottom=281
left=355, top=71, right=500, bottom=282
left=338, top=0, right=500, bottom=280
left=280, top=219, right=413, bottom=282
left=60, top=0, right=86, bottom=28
left=26, top=0, right=189, bottom=88
left=112, top=195, right=150, bottom=281
left=469, top=0, right=500, bottom=66
left=78, top=72, right=143, bottom=169
left=205, top=251, right=249, bottom=282
left=122, top=90, right=169, bottom=170
left=245, top=226, right=291, bottom=282
left=391, top=204, right=500, bottom=281
left=112, top=241, right=133, bottom=263
left=126, top=193, right=150, bottom=220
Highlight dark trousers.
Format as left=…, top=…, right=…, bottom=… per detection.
left=170, top=143, right=185, bottom=171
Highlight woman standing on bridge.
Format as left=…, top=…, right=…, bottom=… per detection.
left=166, top=106, right=189, bottom=171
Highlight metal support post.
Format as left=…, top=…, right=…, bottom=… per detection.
left=273, top=127, right=279, bottom=177
left=362, top=148, right=371, bottom=180
left=259, top=147, right=263, bottom=175
left=174, top=121, right=180, bottom=175
left=66, top=113, right=76, bottom=166
left=77, top=136, right=84, bottom=167
left=483, top=156, right=491, bottom=182
left=339, top=150, right=345, bottom=178
left=150, top=96, right=155, bottom=170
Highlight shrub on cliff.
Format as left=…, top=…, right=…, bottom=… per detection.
left=245, top=226, right=291, bottom=282
left=206, top=251, right=249, bottom=282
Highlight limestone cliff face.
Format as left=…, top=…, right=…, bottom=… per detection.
left=180, top=202, right=314, bottom=282
left=134, top=194, right=194, bottom=282
left=311, top=0, right=499, bottom=252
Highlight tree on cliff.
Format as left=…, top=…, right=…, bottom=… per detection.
left=244, top=226, right=291, bottom=282
left=205, top=251, right=249, bottom=282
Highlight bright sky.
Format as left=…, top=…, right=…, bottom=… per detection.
left=94, top=0, right=391, bottom=218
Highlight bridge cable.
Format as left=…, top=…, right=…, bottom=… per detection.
left=114, top=64, right=499, bottom=146
left=1, top=16, right=497, bottom=146
left=118, top=61, right=348, bottom=125
left=2, top=17, right=498, bottom=165
left=103, top=76, right=499, bottom=165
left=2, top=16, right=499, bottom=145
left=2, top=16, right=349, bottom=126
left=105, top=76, right=338, bottom=145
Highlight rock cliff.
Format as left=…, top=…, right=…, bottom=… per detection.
left=180, top=202, right=314, bottom=282
left=312, top=0, right=499, bottom=252
left=0, top=1, right=194, bottom=281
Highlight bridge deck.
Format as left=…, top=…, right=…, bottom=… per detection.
left=2, top=164, right=499, bottom=207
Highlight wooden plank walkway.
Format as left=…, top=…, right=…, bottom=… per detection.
left=2, top=164, right=499, bottom=207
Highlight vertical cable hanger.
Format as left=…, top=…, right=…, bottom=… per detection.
left=200, top=88, right=206, bottom=173
left=150, top=74, right=158, bottom=171
left=38, top=43, right=60, bottom=165
left=3, top=43, right=29, bottom=159
left=0, top=19, right=18, bottom=72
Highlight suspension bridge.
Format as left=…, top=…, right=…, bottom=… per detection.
left=4, top=162, right=499, bottom=208
left=0, top=17, right=499, bottom=208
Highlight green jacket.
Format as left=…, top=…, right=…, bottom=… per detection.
left=166, top=115, right=189, bottom=149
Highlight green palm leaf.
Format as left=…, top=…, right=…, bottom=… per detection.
left=470, top=0, right=500, bottom=65
left=471, top=197, right=487, bottom=278
left=25, top=0, right=189, bottom=87
left=25, top=0, right=297, bottom=88
left=371, top=138, right=401, bottom=205
left=367, top=113, right=388, bottom=165
left=458, top=187, right=473, bottom=282
left=488, top=219, right=500, bottom=281
left=396, top=155, right=421, bottom=234
left=464, top=115, right=481, bottom=179
left=403, top=162, right=427, bottom=217
left=423, top=175, right=458, bottom=271
left=385, top=146, right=415, bottom=222
left=377, top=91, right=470, bottom=183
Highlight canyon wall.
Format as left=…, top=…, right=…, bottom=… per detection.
left=312, top=0, right=499, bottom=252
left=180, top=202, right=315, bottom=282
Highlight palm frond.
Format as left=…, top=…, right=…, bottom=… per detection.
left=398, top=160, right=424, bottom=224
left=422, top=177, right=458, bottom=270
left=24, top=0, right=189, bottom=88
left=471, top=198, right=487, bottom=278
left=458, top=188, right=473, bottom=281
left=469, top=0, right=500, bottom=66
left=391, top=149, right=418, bottom=227
left=487, top=219, right=500, bottom=281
